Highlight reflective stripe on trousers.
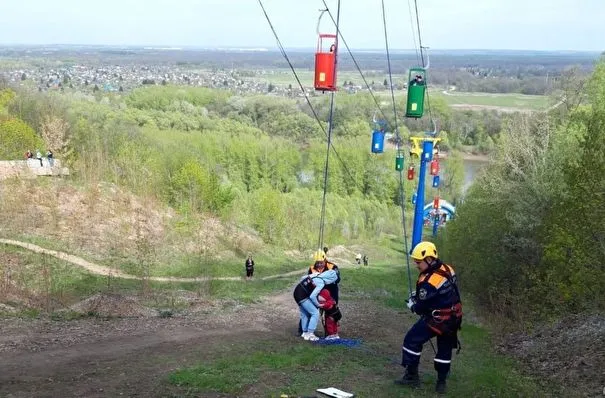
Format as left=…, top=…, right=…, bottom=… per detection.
left=401, top=318, right=457, bottom=374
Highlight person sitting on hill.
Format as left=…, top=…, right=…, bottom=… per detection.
left=36, top=149, right=43, bottom=167
left=46, top=149, right=54, bottom=167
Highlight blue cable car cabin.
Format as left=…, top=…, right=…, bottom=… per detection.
left=371, top=130, right=385, bottom=153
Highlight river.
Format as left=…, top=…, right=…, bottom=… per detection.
left=462, top=157, right=489, bottom=194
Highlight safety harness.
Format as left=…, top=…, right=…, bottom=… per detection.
left=423, top=265, right=463, bottom=353
left=293, top=275, right=317, bottom=304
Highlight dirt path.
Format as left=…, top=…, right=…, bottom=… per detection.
left=0, top=293, right=299, bottom=397
left=0, top=290, right=404, bottom=398
left=0, top=238, right=309, bottom=282
left=0, top=239, right=394, bottom=397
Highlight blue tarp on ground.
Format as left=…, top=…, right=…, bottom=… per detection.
left=314, top=338, right=362, bottom=347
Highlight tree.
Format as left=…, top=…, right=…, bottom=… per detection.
left=40, top=115, right=69, bottom=154
left=0, top=118, right=44, bottom=159
left=21, top=73, right=27, bottom=81
left=0, top=88, right=15, bottom=110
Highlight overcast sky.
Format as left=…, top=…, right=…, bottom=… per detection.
left=0, top=0, right=603, bottom=51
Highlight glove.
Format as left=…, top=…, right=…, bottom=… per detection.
left=406, top=297, right=416, bottom=312
left=409, top=291, right=417, bottom=300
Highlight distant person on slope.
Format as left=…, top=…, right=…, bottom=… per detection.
left=245, top=255, right=255, bottom=280
left=395, top=241, right=463, bottom=394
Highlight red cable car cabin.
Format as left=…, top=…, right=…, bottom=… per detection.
left=314, top=34, right=337, bottom=91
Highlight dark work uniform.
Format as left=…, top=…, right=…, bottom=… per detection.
left=401, top=259, right=462, bottom=377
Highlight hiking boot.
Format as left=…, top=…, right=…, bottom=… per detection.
left=394, top=371, right=420, bottom=387
left=436, top=380, right=447, bottom=394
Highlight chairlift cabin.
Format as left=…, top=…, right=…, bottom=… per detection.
left=407, top=165, right=415, bottom=180
left=405, top=68, right=426, bottom=118
left=371, top=117, right=387, bottom=154
left=314, top=34, right=338, bottom=91
left=430, top=159, right=440, bottom=175
left=371, top=130, right=385, bottom=153
left=395, top=152, right=404, bottom=171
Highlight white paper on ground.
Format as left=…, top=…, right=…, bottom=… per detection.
left=316, top=387, right=354, bottom=398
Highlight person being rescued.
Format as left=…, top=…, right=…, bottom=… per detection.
left=317, top=287, right=341, bottom=340
left=395, top=241, right=463, bottom=394
left=293, top=250, right=339, bottom=341
left=298, top=249, right=341, bottom=336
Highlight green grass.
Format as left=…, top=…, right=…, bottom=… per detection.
left=168, top=254, right=550, bottom=397
left=169, top=340, right=389, bottom=397
left=431, top=90, right=551, bottom=110
left=246, top=67, right=550, bottom=110
left=168, top=325, right=548, bottom=397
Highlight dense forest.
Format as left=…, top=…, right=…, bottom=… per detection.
left=440, top=59, right=605, bottom=320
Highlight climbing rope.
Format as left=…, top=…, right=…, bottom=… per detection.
left=317, top=0, right=342, bottom=250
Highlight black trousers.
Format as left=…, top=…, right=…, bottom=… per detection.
left=401, top=317, right=457, bottom=375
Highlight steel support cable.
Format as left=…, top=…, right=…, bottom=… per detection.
left=411, top=0, right=439, bottom=355
left=413, top=0, right=434, bottom=127
left=407, top=0, right=421, bottom=65
left=321, top=0, right=394, bottom=133
left=257, top=0, right=363, bottom=194
left=381, top=0, right=413, bottom=296
left=317, top=0, right=341, bottom=250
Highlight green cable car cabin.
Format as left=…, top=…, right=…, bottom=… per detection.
left=405, top=67, right=426, bottom=118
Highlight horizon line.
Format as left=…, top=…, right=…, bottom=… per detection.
left=0, top=43, right=601, bottom=54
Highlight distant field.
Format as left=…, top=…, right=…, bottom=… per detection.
left=250, top=69, right=406, bottom=88
left=248, top=69, right=551, bottom=111
left=432, top=90, right=552, bottom=110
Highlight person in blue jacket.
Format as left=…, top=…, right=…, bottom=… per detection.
left=293, top=253, right=339, bottom=341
